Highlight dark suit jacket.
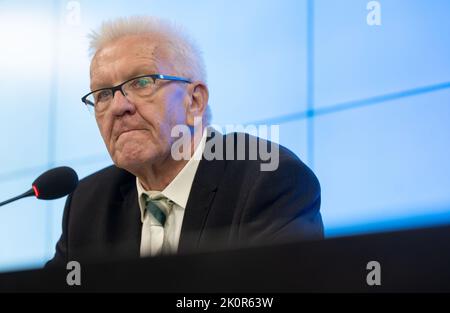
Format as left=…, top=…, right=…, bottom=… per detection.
left=47, top=132, right=323, bottom=267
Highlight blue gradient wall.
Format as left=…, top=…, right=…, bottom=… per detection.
left=0, top=0, right=449, bottom=271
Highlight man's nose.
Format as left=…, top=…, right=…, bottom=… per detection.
left=110, top=89, right=136, bottom=116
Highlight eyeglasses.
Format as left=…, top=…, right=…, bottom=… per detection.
left=81, top=74, right=191, bottom=113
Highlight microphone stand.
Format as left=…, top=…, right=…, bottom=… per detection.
left=0, top=189, right=35, bottom=207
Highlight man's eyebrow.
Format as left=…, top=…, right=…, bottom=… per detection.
left=90, top=80, right=110, bottom=91
left=124, top=67, right=158, bottom=80
left=90, top=71, right=111, bottom=90
left=90, top=67, right=158, bottom=91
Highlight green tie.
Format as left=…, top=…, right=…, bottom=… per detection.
left=142, top=194, right=169, bottom=226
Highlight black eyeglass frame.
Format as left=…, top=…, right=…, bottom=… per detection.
left=81, top=74, right=192, bottom=108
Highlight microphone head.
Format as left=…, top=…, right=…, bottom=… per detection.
left=32, top=166, right=79, bottom=200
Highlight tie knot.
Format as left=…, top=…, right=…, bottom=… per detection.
left=142, top=194, right=173, bottom=226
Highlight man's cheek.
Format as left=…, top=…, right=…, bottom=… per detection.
left=97, top=123, right=113, bottom=149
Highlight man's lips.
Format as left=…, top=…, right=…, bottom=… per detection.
left=115, top=129, right=147, bottom=140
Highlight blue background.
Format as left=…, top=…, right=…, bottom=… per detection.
left=1, top=0, right=449, bottom=272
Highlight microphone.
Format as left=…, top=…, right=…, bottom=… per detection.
left=0, top=166, right=79, bottom=207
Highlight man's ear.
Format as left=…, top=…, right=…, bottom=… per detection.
left=185, top=82, right=209, bottom=126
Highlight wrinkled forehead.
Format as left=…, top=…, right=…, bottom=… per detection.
left=89, top=35, right=171, bottom=88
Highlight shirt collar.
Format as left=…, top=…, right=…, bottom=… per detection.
left=136, top=127, right=208, bottom=223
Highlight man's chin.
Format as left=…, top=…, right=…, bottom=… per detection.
left=112, top=150, right=146, bottom=168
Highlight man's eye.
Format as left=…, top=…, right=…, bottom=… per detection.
left=95, top=90, right=112, bottom=102
left=131, top=78, right=152, bottom=89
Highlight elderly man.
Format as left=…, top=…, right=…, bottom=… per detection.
left=47, top=16, right=323, bottom=266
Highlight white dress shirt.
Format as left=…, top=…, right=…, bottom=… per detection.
left=137, top=129, right=207, bottom=257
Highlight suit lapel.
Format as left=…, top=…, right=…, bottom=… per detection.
left=117, top=176, right=141, bottom=258
left=177, top=182, right=217, bottom=253
left=178, top=130, right=226, bottom=253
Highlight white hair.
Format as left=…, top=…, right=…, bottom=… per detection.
left=88, top=16, right=211, bottom=124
